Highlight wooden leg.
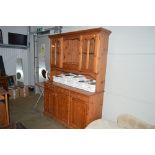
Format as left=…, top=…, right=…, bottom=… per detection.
left=5, top=94, right=9, bottom=126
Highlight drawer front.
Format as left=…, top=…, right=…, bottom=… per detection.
left=55, top=86, right=69, bottom=95
left=70, top=91, right=89, bottom=102
left=44, top=82, right=53, bottom=89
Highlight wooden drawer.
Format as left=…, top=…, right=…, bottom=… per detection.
left=55, top=86, right=69, bottom=95
left=70, top=91, right=89, bottom=102
left=44, top=82, right=53, bottom=88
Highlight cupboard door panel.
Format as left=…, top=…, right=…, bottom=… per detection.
left=55, top=87, right=69, bottom=125
left=63, top=36, right=80, bottom=70
left=57, top=92, right=69, bottom=125
left=49, top=88, right=57, bottom=117
left=70, top=93, right=88, bottom=128
left=44, top=84, right=57, bottom=117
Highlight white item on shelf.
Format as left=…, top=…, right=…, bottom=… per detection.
left=53, top=73, right=96, bottom=92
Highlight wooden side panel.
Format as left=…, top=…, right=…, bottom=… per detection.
left=87, top=92, right=103, bottom=124
left=96, top=33, right=110, bottom=92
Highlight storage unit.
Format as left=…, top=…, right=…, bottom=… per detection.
left=44, top=28, right=111, bottom=128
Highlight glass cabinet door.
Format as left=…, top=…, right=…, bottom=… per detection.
left=50, top=38, right=62, bottom=68
left=80, top=34, right=98, bottom=73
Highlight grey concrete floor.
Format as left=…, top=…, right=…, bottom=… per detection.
left=9, top=93, right=66, bottom=129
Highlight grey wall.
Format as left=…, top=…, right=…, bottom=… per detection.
left=0, top=26, right=30, bottom=85
left=29, top=26, right=53, bottom=85
left=37, top=35, right=50, bottom=82
left=0, top=26, right=28, bottom=44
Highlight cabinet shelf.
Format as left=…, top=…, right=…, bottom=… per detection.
left=82, top=52, right=94, bottom=55
left=54, top=67, right=97, bottom=79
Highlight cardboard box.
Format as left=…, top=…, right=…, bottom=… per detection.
left=8, top=85, right=29, bottom=99
left=19, top=86, right=29, bottom=97
left=8, top=87, right=20, bottom=99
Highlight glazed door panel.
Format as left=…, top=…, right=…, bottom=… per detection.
left=50, top=38, right=63, bottom=68
left=80, top=34, right=98, bottom=73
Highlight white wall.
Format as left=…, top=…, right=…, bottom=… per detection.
left=0, top=48, right=29, bottom=85
left=62, top=26, right=155, bottom=124
left=103, top=26, right=155, bottom=124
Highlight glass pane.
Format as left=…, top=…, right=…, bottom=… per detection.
left=88, top=38, right=95, bottom=71
left=81, top=39, right=87, bottom=69
left=51, top=44, right=55, bottom=65
left=81, top=38, right=95, bottom=71
left=56, top=40, right=60, bottom=66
